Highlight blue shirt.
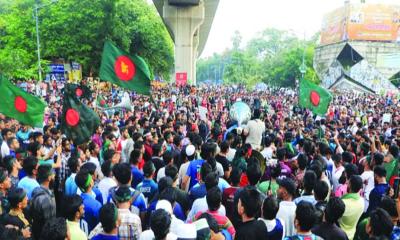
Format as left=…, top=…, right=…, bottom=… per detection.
left=65, top=173, right=77, bottom=196
left=294, top=195, right=316, bottom=205
left=392, top=226, right=400, bottom=240
left=9, top=150, right=16, bottom=158
left=137, top=179, right=158, bottom=203
left=131, top=166, right=144, bottom=189
left=91, top=234, right=118, bottom=240
left=16, top=130, right=31, bottom=149
left=81, top=192, right=102, bottom=234
left=18, top=169, right=27, bottom=180
left=186, top=159, right=205, bottom=190
left=368, top=183, right=390, bottom=213
left=189, top=178, right=231, bottom=201
left=17, top=176, right=39, bottom=199
left=93, top=187, right=104, bottom=205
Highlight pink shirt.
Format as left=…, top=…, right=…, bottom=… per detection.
left=335, top=184, right=348, bottom=197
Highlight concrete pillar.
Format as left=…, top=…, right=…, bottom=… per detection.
left=192, top=29, right=200, bottom=85
left=163, top=0, right=205, bottom=85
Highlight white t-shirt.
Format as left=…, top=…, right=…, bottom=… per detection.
left=98, top=177, right=117, bottom=204
left=157, top=167, right=166, bottom=182
left=216, top=162, right=224, bottom=177
left=333, top=165, right=345, bottom=192
left=245, top=119, right=265, bottom=150
left=361, top=170, right=374, bottom=211
left=226, top=148, right=236, bottom=162
left=186, top=196, right=226, bottom=222
left=0, top=141, right=10, bottom=158
left=122, top=138, right=134, bottom=163
left=261, top=147, right=273, bottom=159
left=276, top=201, right=296, bottom=237
left=89, top=156, right=103, bottom=180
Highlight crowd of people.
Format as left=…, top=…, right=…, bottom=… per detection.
left=0, top=79, right=400, bottom=240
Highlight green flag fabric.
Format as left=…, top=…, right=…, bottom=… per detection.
left=61, top=84, right=100, bottom=145
left=70, top=83, right=92, bottom=100
left=99, top=40, right=151, bottom=95
left=0, top=75, right=46, bottom=127
left=96, top=95, right=107, bottom=108
left=384, top=158, right=398, bottom=183
left=299, top=79, right=332, bottom=116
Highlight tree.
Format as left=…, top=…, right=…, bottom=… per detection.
left=196, top=27, right=320, bottom=88
left=0, top=0, right=174, bottom=80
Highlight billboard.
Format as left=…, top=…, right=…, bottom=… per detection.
left=320, top=7, right=347, bottom=45
left=320, top=4, right=400, bottom=45
left=348, top=4, right=400, bottom=42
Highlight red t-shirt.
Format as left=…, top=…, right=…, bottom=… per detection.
left=222, top=187, right=240, bottom=222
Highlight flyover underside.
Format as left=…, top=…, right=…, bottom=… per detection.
left=152, top=0, right=219, bottom=84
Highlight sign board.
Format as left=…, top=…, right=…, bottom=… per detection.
left=46, top=73, right=65, bottom=82
left=199, top=106, right=208, bottom=121
left=382, top=113, right=392, bottom=125
left=49, top=64, right=65, bottom=73
left=176, top=72, right=188, bottom=86
left=71, top=62, right=81, bottom=70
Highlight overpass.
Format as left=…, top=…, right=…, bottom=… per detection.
left=152, top=0, right=220, bottom=85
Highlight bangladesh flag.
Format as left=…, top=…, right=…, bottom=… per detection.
left=0, top=75, right=46, bottom=127
left=96, top=95, right=107, bottom=108
left=61, top=84, right=100, bottom=145
left=70, top=83, right=92, bottom=100
left=299, top=79, right=332, bottom=116
left=99, top=40, right=151, bottom=95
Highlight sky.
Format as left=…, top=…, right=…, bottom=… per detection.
left=149, top=0, right=399, bottom=58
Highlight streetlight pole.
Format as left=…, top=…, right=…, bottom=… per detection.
left=34, top=0, right=58, bottom=82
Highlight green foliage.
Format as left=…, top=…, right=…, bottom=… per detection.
left=197, top=28, right=320, bottom=88
left=0, top=0, right=174, bottom=80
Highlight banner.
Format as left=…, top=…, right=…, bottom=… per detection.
left=320, top=4, right=400, bottom=45
left=199, top=106, right=208, bottom=121
left=176, top=72, right=188, bottom=86
left=348, top=4, right=400, bottom=42
left=320, top=7, right=347, bottom=45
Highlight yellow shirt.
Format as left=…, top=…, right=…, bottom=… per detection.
left=339, top=193, right=365, bottom=240
left=67, top=220, right=87, bottom=240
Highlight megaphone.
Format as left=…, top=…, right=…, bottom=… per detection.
left=229, top=101, right=251, bottom=126
left=101, top=92, right=132, bottom=111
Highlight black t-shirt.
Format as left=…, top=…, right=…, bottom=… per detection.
left=312, top=222, right=349, bottom=240
left=151, top=157, right=165, bottom=177
left=1, top=213, right=28, bottom=230
left=216, top=154, right=231, bottom=173
left=235, top=219, right=268, bottom=240
left=174, top=187, right=191, bottom=214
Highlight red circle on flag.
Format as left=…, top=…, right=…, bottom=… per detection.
left=100, top=100, right=106, bottom=106
left=66, top=109, right=80, bottom=127
left=76, top=88, right=83, bottom=97
left=14, top=96, right=27, bottom=113
left=310, top=91, right=320, bottom=106
left=114, top=56, right=136, bottom=81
